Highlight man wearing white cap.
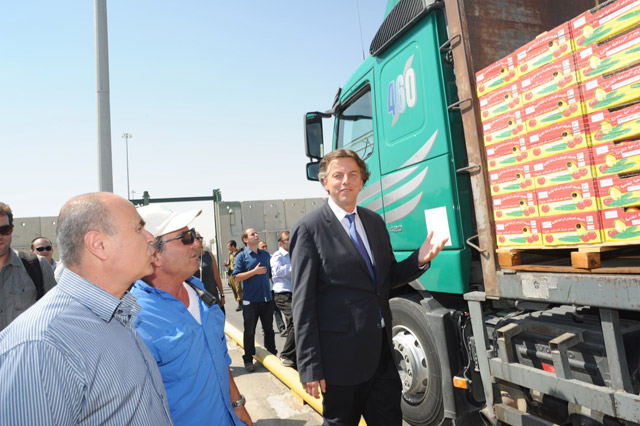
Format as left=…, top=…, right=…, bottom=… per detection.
left=131, top=205, right=252, bottom=426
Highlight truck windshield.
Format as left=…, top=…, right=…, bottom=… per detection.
left=337, top=88, right=374, bottom=161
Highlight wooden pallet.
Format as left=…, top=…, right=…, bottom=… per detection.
left=496, top=243, right=640, bottom=273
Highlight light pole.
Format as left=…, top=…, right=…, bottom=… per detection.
left=122, top=132, right=132, bottom=199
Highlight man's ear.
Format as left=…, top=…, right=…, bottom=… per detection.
left=151, top=249, right=162, bottom=267
left=84, top=230, right=109, bottom=261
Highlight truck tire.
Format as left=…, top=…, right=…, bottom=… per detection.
left=390, top=295, right=445, bottom=426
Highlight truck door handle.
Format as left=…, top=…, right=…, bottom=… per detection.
left=448, top=97, right=472, bottom=112
left=466, top=234, right=487, bottom=254
left=456, top=164, right=481, bottom=174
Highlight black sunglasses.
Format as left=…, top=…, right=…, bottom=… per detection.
left=160, top=228, right=196, bottom=246
left=36, top=246, right=52, bottom=252
left=0, top=225, right=14, bottom=236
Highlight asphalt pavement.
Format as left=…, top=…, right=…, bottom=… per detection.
left=222, top=282, right=323, bottom=426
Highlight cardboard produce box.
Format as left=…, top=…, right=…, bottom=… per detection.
left=479, top=83, right=522, bottom=122
left=600, top=206, right=640, bottom=242
left=495, top=218, right=542, bottom=247
left=492, top=190, right=538, bottom=221
left=520, top=56, right=579, bottom=105
left=485, top=136, right=528, bottom=172
left=525, top=85, right=583, bottom=132
left=571, top=0, right=640, bottom=52
left=597, top=173, right=640, bottom=210
left=532, top=148, right=595, bottom=189
left=489, top=163, right=534, bottom=196
left=527, top=117, right=590, bottom=161
left=540, top=211, right=603, bottom=245
left=592, top=139, right=640, bottom=177
left=476, top=55, right=518, bottom=97
left=482, top=109, right=526, bottom=145
left=516, top=23, right=572, bottom=77
left=588, top=102, right=640, bottom=145
left=536, top=179, right=598, bottom=217
left=575, top=25, right=640, bottom=82
left=581, top=64, right=640, bottom=114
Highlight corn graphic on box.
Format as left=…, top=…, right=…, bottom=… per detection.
left=476, top=55, right=517, bottom=98
left=571, top=0, right=640, bottom=52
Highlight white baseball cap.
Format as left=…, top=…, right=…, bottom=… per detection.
left=137, top=205, right=202, bottom=238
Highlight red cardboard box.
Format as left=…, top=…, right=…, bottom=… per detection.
left=592, top=139, right=640, bottom=177
left=492, top=190, right=538, bottom=221
left=532, top=148, right=595, bottom=189
left=489, top=163, right=534, bottom=196
left=541, top=211, right=603, bottom=245
left=600, top=207, right=640, bottom=242
left=486, top=136, right=528, bottom=171
left=536, top=179, right=598, bottom=217
left=524, top=85, right=582, bottom=132
left=520, top=57, right=579, bottom=105
left=479, top=83, right=522, bottom=122
left=575, top=26, right=640, bottom=82
left=476, top=55, right=518, bottom=97
left=483, top=109, right=526, bottom=146
left=581, top=64, right=640, bottom=114
left=516, top=23, right=572, bottom=77
left=495, top=218, right=542, bottom=247
left=587, top=102, right=640, bottom=145
left=597, top=173, right=640, bottom=210
left=571, top=0, right=640, bottom=51
left=527, top=117, right=590, bottom=160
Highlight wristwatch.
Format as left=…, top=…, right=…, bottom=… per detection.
left=232, top=394, right=246, bottom=408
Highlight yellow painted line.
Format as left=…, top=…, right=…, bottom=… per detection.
left=224, top=322, right=367, bottom=426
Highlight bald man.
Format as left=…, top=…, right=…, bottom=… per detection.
left=0, top=193, right=173, bottom=426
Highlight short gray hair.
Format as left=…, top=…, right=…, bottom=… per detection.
left=56, top=193, right=116, bottom=267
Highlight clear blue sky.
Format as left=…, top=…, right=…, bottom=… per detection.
left=2, top=0, right=388, bottom=241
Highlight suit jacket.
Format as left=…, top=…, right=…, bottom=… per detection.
left=290, top=202, right=427, bottom=386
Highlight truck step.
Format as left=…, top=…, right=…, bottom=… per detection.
left=496, top=243, right=640, bottom=272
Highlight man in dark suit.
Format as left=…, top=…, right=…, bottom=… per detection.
left=290, top=149, right=447, bottom=426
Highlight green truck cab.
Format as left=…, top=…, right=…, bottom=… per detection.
left=303, top=1, right=640, bottom=425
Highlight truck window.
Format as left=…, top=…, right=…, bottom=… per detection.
left=337, top=88, right=374, bottom=161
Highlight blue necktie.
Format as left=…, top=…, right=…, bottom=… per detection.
left=346, top=213, right=375, bottom=281
left=346, top=213, right=384, bottom=327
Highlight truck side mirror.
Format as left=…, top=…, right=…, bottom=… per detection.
left=306, top=162, right=320, bottom=181
left=304, top=112, right=330, bottom=160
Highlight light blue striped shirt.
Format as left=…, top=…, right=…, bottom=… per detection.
left=0, top=268, right=174, bottom=426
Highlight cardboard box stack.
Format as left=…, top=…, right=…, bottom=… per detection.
left=478, top=0, right=640, bottom=247
left=572, top=0, right=640, bottom=243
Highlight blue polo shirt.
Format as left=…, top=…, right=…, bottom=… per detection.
left=233, top=248, right=272, bottom=303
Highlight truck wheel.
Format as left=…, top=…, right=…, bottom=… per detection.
left=390, top=296, right=445, bottom=426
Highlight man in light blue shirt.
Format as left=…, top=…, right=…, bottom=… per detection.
left=0, top=192, right=172, bottom=426
left=271, top=230, right=296, bottom=368
left=132, top=205, right=252, bottom=426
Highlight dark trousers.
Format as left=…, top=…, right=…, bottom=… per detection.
left=322, top=330, right=402, bottom=426
left=242, top=301, right=277, bottom=364
left=274, top=292, right=295, bottom=361
left=272, top=291, right=285, bottom=332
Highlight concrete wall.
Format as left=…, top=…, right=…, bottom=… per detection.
left=11, top=216, right=60, bottom=260
left=214, top=197, right=325, bottom=272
